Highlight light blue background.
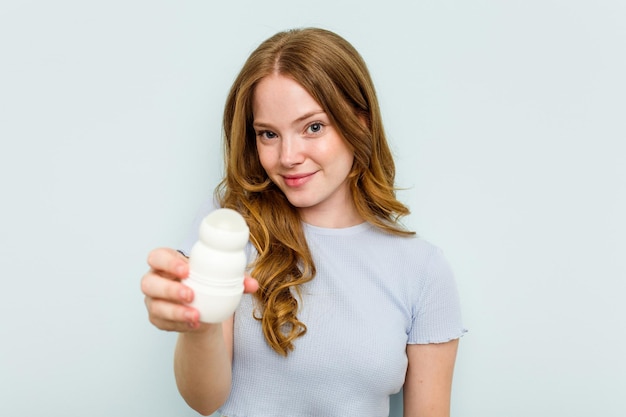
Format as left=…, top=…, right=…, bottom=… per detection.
left=1, top=1, right=625, bottom=416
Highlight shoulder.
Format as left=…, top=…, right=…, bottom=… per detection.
left=366, top=226, right=444, bottom=265
left=304, top=221, right=445, bottom=264
left=363, top=228, right=456, bottom=296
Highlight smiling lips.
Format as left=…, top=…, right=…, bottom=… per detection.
left=282, top=172, right=316, bottom=187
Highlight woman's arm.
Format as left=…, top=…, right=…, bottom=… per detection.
left=403, top=339, right=460, bottom=417
left=174, top=319, right=234, bottom=415
left=141, top=247, right=258, bottom=416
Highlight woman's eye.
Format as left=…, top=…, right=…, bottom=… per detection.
left=258, top=130, right=277, bottom=139
left=307, top=123, right=323, bottom=134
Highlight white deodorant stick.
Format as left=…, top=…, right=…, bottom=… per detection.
left=184, top=208, right=249, bottom=323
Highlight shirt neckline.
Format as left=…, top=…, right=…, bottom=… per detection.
left=302, top=221, right=372, bottom=236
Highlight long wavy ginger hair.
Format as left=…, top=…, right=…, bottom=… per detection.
left=217, top=28, right=414, bottom=356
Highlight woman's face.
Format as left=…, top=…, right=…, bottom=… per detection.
left=252, top=74, right=359, bottom=227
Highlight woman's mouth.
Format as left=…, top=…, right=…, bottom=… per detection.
left=282, top=172, right=316, bottom=187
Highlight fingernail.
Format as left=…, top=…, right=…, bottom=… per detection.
left=180, top=288, right=191, bottom=302
left=175, top=264, right=186, bottom=276
left=184, top=311, right=199, bottom=328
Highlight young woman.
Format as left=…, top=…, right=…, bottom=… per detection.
left=141, top=27, right=466, bottom=417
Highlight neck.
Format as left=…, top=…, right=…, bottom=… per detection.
left=299, top=205, right=364, bottom=228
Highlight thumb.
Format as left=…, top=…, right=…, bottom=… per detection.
left=243, top=275, right=259, bottom=294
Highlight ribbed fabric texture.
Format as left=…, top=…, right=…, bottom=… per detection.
left=181, top=204, right=466, bottom=417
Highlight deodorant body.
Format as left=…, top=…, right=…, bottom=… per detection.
left=184, top=208, right=249, bottom=323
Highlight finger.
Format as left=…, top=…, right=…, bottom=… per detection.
left=243, top=276, right=259, bottom=294
left=146, top=297, right=199, bottom=324
left=141, top=271, right=194, bottom=304
left=146, top=247, right=189, bottom=279
left=145, top=297, right=203, bottom=332
left=147, top=314, right=200, bottom=332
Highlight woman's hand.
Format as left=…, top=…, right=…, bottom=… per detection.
left=141, top=247, right=258, bottom=332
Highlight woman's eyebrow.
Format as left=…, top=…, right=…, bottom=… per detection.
left=253, top=110, right=326, bottom=130
left=293, top=110, right=326, bottom=125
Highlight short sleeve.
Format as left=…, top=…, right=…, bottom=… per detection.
left=408, top=248, right=467, bottom=344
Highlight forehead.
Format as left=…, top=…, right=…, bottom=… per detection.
left=252, top=74, right=323, bottom=121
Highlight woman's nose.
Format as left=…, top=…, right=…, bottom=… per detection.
left=279, top=136, right=305, bottom=167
